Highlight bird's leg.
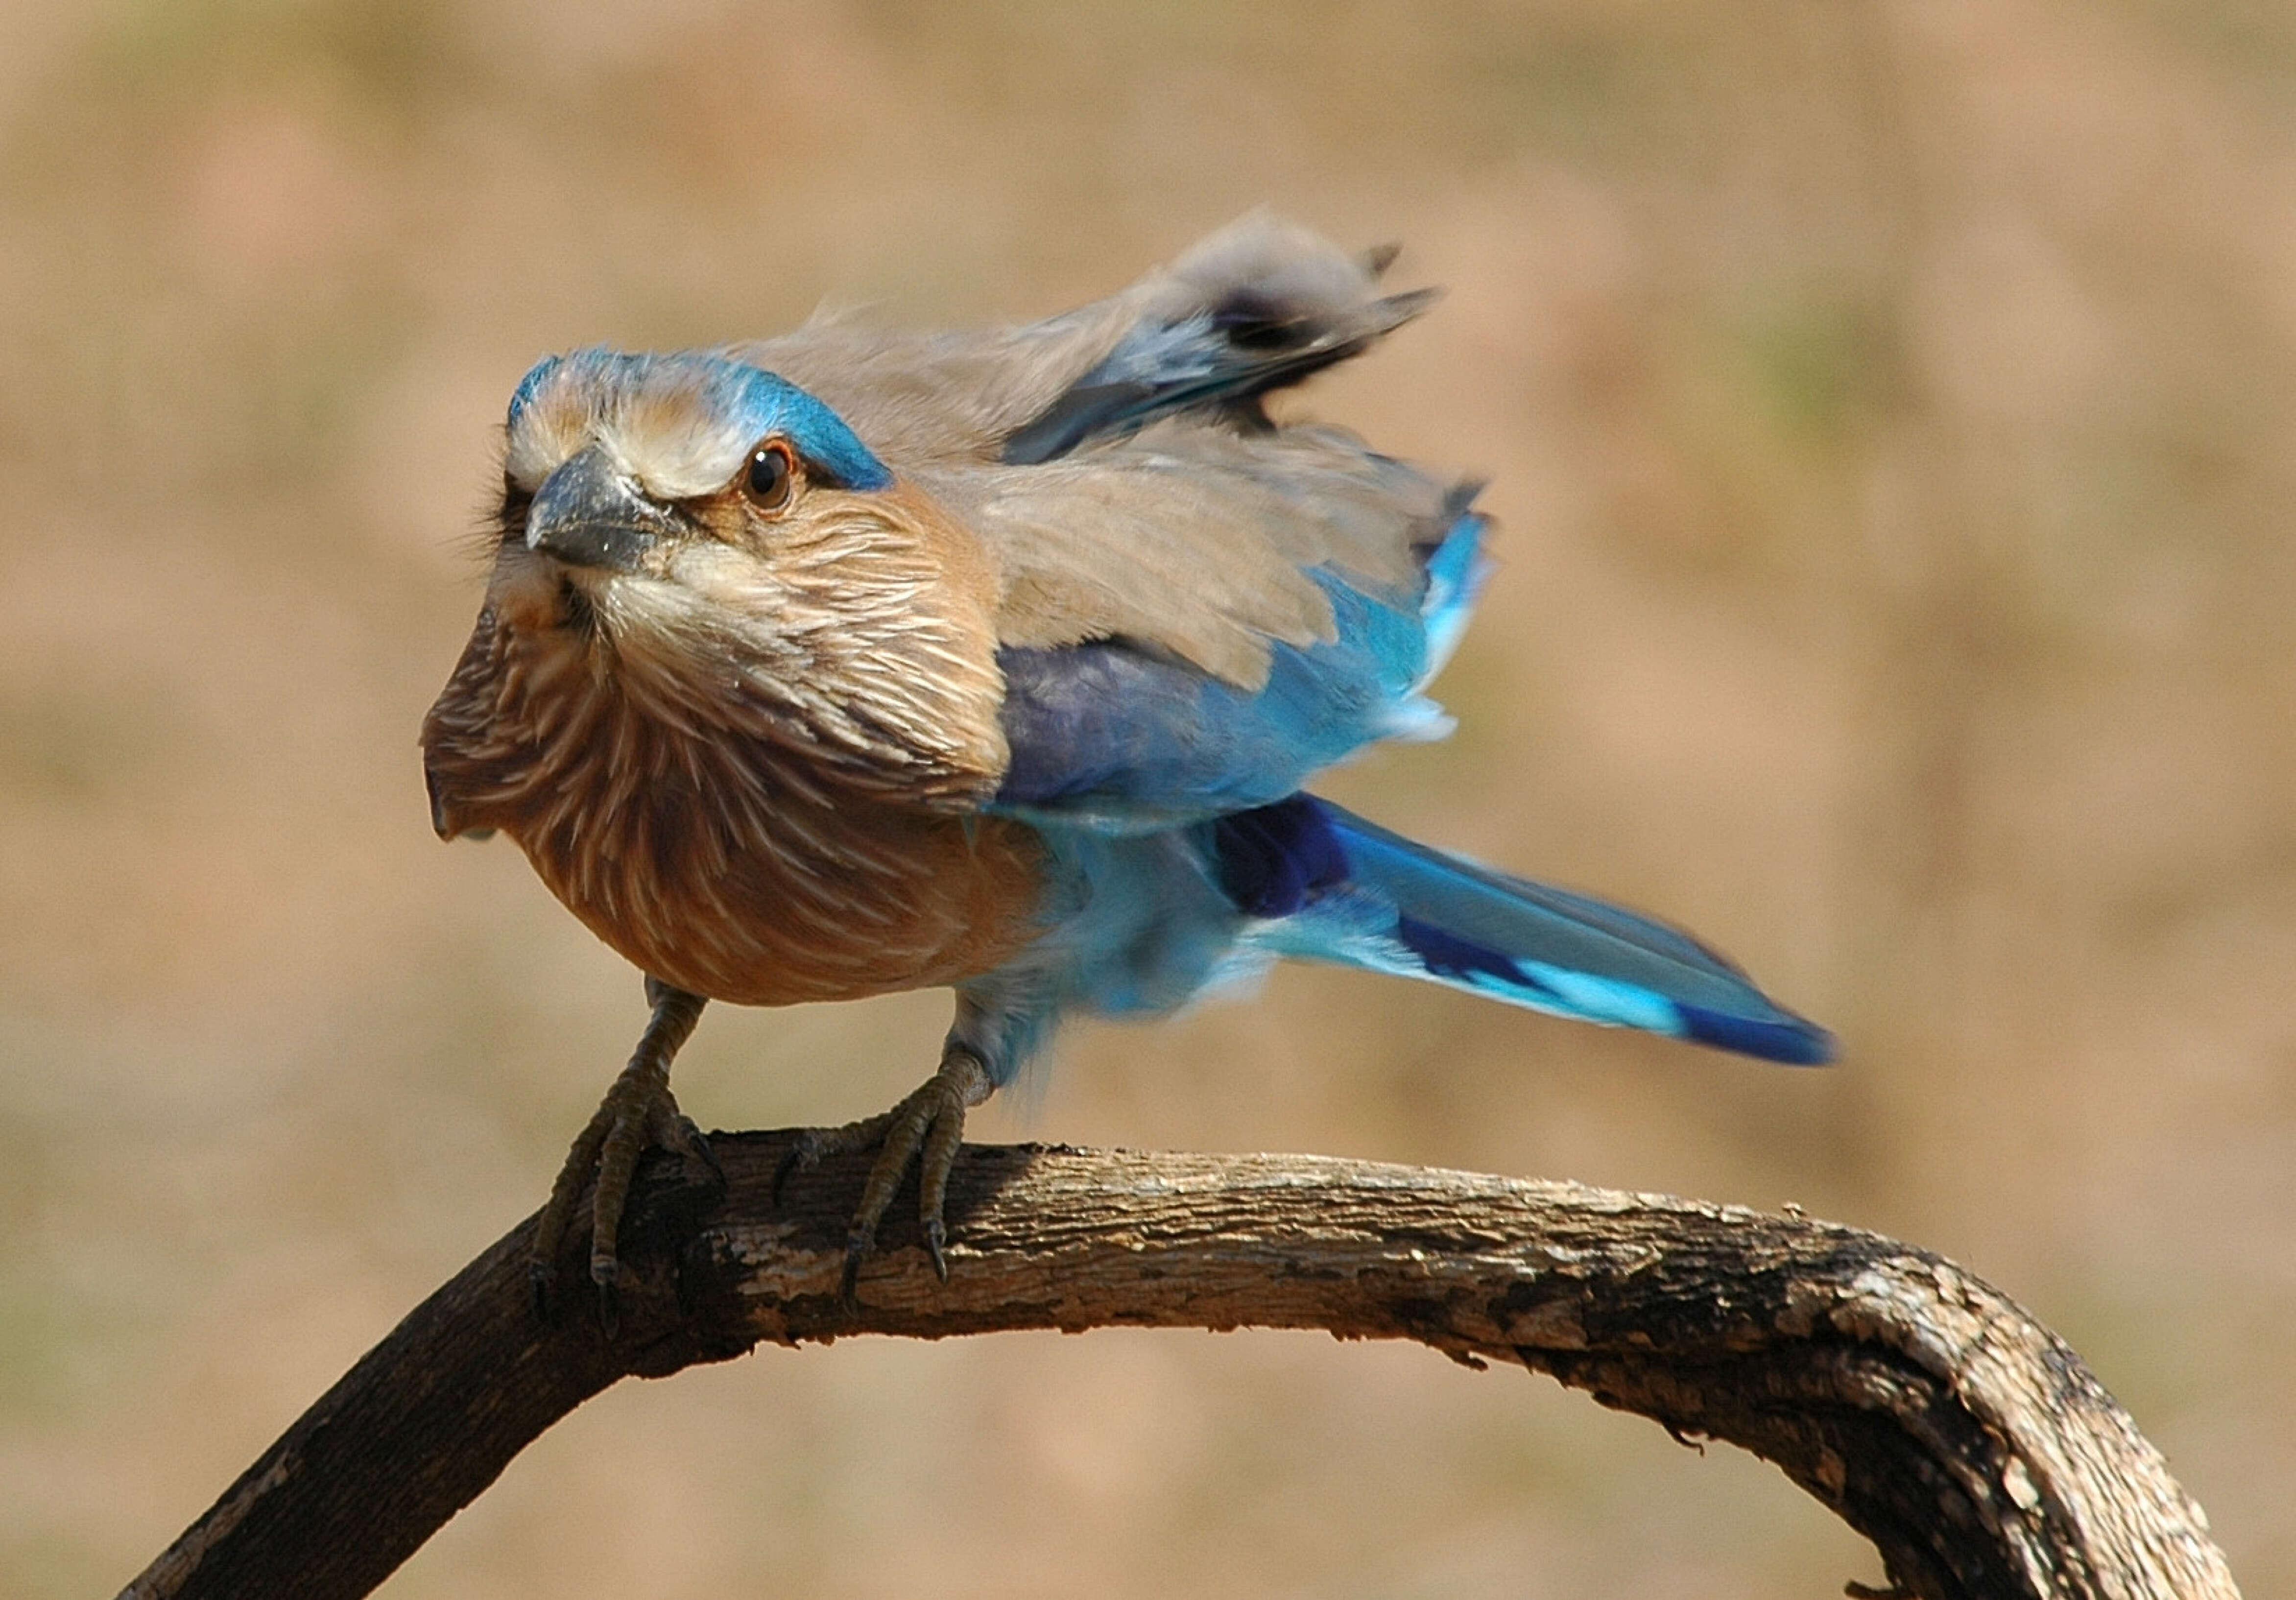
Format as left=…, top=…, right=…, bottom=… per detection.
left=774, top=1041, right=993, bottom=1298
left=531, top=977, right=718, bottom=1320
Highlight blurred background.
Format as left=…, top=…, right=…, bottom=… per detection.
left=2, top=0, right=2291, bottom=1595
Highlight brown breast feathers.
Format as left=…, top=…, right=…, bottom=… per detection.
left=421, top=484, right=1045, bottom=1006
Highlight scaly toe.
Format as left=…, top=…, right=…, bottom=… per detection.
left=773, top=1108, right=899, bottom=1208
left=664, top=1112, right=726, bottom=1193
left=594, top=1260, right=623, bottom=1338
left=840, top=1225, right=875, bottom=1303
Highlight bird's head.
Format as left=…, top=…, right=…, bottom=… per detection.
left=491, top=347, right=900, bottom=625
left=424, top=349, right=1007, bottom=837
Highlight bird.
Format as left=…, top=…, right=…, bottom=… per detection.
left=420, top=212, right=1833, bottom=1310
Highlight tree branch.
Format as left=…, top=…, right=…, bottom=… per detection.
left=118, top=1135, right=2240, bottom=1600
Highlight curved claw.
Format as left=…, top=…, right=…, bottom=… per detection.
left=840, top=1226, right=874, bottom=1304
left=771, top=1143, right=805, bottom=1207
left=594, top=1259, right=622, bottom=1340
left=678, top=1115, right=727, bottom=1193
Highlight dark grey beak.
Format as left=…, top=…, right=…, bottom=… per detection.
left=526, top=445, right=675, bottom=572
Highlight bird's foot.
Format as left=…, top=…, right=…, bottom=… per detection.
left=531, top=980, right=717, bottom=1328
left=774, top=1044, right=991, bottom=1300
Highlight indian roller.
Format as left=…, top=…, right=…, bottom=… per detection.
left=421, top=214, right=1833, bottom=1307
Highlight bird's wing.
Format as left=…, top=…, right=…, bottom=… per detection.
left=751, top=214, right=1479, bottom=826
left=739, top=212, right=1444, bottom=680
left=940, top=420, right=1459, bottom=678
left=987, top=488, right=1488, bottom=830
left=739, top=210, right=1434, bottom=473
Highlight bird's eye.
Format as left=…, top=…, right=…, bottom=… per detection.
left=743, top=440, right=796, bottom=512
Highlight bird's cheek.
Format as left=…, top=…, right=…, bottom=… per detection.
left=592, top=569, right=733, bottom=664
left=659, top=542, right=787, bottom=620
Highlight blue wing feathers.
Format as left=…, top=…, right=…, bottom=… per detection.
left=1416, top=502, right=1490, bottom=685
left=1202, top=795, right=1833, bottom=1066
left=994, top=509, right=1487, bottom=826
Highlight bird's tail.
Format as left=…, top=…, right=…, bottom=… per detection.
left=1211, top=795, right=1833, bottom=1065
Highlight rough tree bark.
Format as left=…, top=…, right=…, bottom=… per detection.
left=120, top=1134, right=2239, bottom=1600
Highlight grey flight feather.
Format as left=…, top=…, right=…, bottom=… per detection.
left=736, top=212, right=1458, bottom=689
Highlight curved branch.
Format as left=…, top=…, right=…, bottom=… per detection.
left=118, top=1136, right=2240, bottom=1600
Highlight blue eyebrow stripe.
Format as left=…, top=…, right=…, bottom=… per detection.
left=719, top=362, right=895, bottom=491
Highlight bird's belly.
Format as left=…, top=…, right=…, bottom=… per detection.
left=517, top=797, right=1048, bottom=1006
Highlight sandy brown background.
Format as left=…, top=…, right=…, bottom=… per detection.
left=3, top=2, right=2291, bottom=1595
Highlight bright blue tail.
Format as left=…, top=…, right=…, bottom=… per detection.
left=1208, top=795, right=1833, bottom=1065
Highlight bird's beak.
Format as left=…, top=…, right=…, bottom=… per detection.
left=525, top=445, right=675, bottom=573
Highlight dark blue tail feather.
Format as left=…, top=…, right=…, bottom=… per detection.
left=1207, top=795, right=1834, bottom=1066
